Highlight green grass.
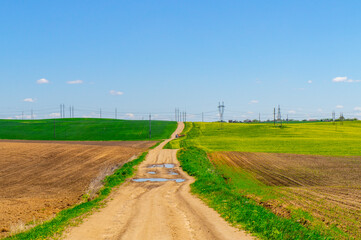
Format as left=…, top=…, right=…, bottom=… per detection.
left=169, top=121, right=361, bottom=156
left=5, top=151, right=148, bottom=240
left=177, top=147, right=331, bottom=240
left=0, top=118, right=177, bottom=141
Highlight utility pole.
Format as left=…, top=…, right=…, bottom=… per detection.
left=259, top=113, right=261, bottom=123
left=72, top=106, right=74, bottom=118
left=100, top=108, right=102, bottom=118
left=202, top=112, right=204, bottom=122
left=62, top=104, right=65, bottom=118
left=218, top=101, right=225, bottom=122
left=149, top=113, right=151, bottom=140
left=69, top=106, right=72, bottom=118
left=273, top=107, right=276, bottom=126
left=340, top=112, right=344, bottom=125
left=332, top=111, right=335, bottom=124
left=277, top=105, right=282, bottom=127
left=60, top=104, right=62, bottom=118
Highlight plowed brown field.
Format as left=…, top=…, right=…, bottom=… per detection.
left=209, top=152, right=361, bottom=239
left=0, top=140, right=154, bottom=237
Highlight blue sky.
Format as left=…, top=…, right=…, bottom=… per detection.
left=1, top=0, right=361, bottom=121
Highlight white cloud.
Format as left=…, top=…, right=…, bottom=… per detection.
left=333, top=77, right=347, bottom=82
left=126, top=113, right=134, bottom=118
left=307, top=80, right=312, bottom=84
left=110, top=90, right=123, bottom=96
left=354, top=107, right=361, bottom=111
left=336, top=105, right=344, bottom=109
left=67, top=80, right=83, bottom=84
left=49, top=113, right=60, bottom=118
left=332, top=76, right=361, bottom=83
left=24, top=98, right=35, bottom=102
left=37, top=78, right=49, bottom=84
left=288, top=110, right=296, bottom=114
left=249, top=100, right=259, bottom=104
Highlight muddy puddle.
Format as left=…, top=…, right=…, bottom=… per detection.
left=148, top=164, right=175, bottom=168
left=148, top=171, right=156, bottom=174
left=133, top=178, right=185, bottom=183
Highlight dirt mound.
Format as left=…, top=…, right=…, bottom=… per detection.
left=0, top=140, right=154, bottom=237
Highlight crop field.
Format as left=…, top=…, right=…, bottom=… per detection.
left=0, top=118, right=177, bottom=141
left=168, top=121, right=361, bottom=156
left=169, top=121, right=361, bottom=239
left=0, top=140, right=154, bottom=238
left=209, top=152, right=361, bottom=239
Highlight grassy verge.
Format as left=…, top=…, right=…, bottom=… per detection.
left=178, top=147, right=332, bottom=239
left=5, top=152, right=148, bottom=240
left=0, top=118, right=177, bottom=141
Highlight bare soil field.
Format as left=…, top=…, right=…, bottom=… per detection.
left=0, top=140, right=154, bottom=237
left=209, top=152, right=361, bottom=238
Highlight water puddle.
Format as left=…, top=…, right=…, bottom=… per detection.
left=133, top=178, right=185, bottom=183
left=169, top=171, right=179, bottom=175
left=148, top=171, right=156, bottom=174
left=164, top=164, right=175, bottom=168
left=148, top=164, right=175, bottom=169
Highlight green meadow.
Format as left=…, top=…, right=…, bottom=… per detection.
left=168, top=121, right=361, bottom=156
left=0, top=118, right=177, bottom=141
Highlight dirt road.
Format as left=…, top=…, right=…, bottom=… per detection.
left=65, top=122, right=253, bottom=240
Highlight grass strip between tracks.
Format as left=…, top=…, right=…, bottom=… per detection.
left=177, top=147, right=332, bottom=240
left=4, top=151, right=148, bottom=240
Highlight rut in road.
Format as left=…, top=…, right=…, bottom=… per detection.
left=65, top=122, right=254, bottom=240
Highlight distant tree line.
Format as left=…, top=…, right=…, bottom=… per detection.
left=228, top=117, right=358, bottom=123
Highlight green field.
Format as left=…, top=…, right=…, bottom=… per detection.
left=0, top=118, right=177, bottom=141
left=168, top=121, right=361, bottom=156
